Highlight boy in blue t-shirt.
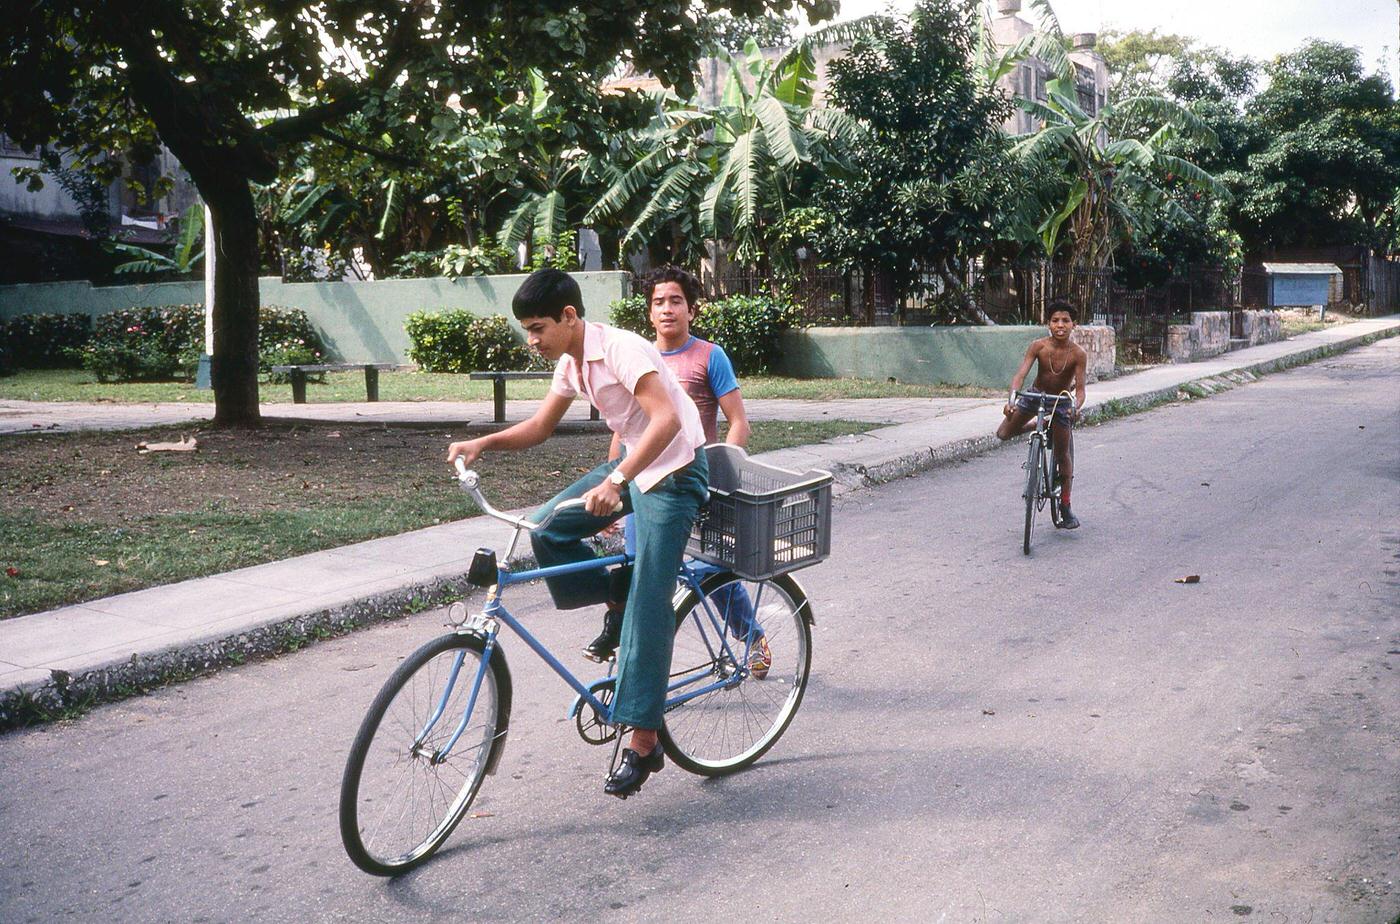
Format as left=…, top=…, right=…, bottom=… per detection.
left=585, top=267, right=765, bottom=673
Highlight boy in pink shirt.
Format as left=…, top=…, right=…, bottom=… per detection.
left=446, top=268, right=709, bottom=799
left=585, top=267, right=764, bottom=669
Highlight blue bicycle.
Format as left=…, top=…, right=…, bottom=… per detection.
left=339, top=452, right=825, bottom=876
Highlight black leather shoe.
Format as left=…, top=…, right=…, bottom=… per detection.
left=1057, top=505, right=1081, bottom=529
left=583, top=609, right=623, bottom=663
left=604, top=744, right=664, bottom=799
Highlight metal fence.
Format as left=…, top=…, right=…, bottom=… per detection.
left=699, top=254, right=1397, bottom=349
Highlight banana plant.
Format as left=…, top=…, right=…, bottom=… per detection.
left=110, top=202, right=204, bottom=275
left=588, top=23, right=873, bottom=265
left=1011, top=76, right=1225, bottom=271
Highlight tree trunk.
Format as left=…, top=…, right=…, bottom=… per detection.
left=204, top=180, right=263, bottom=427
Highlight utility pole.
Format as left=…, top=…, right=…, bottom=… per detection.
left=196, top=202, right=214, bottom=389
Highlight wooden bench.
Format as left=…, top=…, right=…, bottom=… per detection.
left=469, top=370, right=600, bottom=423
left=270, top=363, right=410, bottom=404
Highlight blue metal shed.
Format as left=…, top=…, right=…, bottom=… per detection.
left=1263, top=262, right=1342, bottom=307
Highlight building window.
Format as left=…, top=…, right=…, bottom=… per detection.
left=0, top=134, right=38, bottom=159
left=1075, top=64, right=1097, bottom=115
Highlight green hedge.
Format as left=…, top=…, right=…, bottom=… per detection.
left=608, top=292, right=800, bottom=376
left=73, top=305, right=325, bottom=383
left=0, top=313, right=93, bottom=371
left=404, top=311, right=547, bottom=373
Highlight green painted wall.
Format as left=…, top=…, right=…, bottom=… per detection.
left=0, top=272, right=631, bottom=363
left=778, top=326, right=1047, bottom=387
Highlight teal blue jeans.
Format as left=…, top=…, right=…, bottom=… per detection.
left=529, top=450, right=709, bottom=729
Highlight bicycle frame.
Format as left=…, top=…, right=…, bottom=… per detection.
left=417, top=552, right=759, bottom=763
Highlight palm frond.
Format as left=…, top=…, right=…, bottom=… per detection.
left=729, top=127, right=764, bottom=240
left=754, top=96, right=806, bottom=169
left=586, top=145, right=674, bottom=223
left=622, top=161, right=705, bottom=250
left=1155, top=154, right=1228, bottom=197
left=1104, top=139, right=1153, bottom=169
left=534, top=190, right=565, bottom=241
left=498, top=196, right=538, bottom=248
left=1012, top=123, right=1075, bottom=159
left=375, top=178, right=401, bottom=241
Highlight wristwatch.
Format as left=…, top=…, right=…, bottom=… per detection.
left=608, top=469, right=630, bottom=490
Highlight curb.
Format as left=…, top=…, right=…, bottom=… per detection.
left=0, top=575, right=477, bottom=729
left=2, top=323, right=1395, bottom=730
left=824, top=324, right=1400, bottom=491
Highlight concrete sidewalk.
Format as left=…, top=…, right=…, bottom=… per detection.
left=2, top=316, right=1396, bottom=722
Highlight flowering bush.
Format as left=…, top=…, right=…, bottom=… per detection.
left=404, top=311, right=546, bottom=373
left=0, top=313, right=93, bottom=369
left=77, top=304, right=326, bottom=383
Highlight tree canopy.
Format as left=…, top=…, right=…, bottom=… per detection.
left=0, top=0, right=835, bottom=424
left=1227, top=41, right=1400, bottom=254
left=817, top=0, right=1021, bottom=320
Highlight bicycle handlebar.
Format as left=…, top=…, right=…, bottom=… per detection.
left=453, top=458, right=614, bottom=533
left=1014, top=388, right=1078, bottom=411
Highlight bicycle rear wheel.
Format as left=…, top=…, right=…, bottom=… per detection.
left=659, top=570, right=812, bottom=776
left=1024, top=436, right=1043, bottom=555
left=340, top=632, right=511, bottom=876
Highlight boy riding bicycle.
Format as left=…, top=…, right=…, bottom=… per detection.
left=583, top=266, right=763, bottom=671
left=996, top=299, right=1087, bottom=529
left=446, top=268, right=708, bottom=799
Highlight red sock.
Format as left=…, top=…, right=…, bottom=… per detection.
left=1061, top=485, right=1071, bottom=507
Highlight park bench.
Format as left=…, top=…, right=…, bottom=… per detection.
left=469, top=370, right=599, bottom=423
left=270, top=363, right=410, bottom=403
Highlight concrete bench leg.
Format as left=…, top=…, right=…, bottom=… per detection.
left=364, top=366, right=379, bottom=402
left=290, top=369, right=308, bottom=404
left=492, top=377, right=507, bottom=423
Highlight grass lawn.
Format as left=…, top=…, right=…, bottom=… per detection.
left=0, top=417, right=875, bottom=619
left=0, top=368, right=999, bottom=404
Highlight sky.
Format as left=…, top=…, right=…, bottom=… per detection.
left=829, top=0, right=1400, bottom=88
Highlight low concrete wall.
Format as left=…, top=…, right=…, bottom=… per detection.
left=1239, top=309, right=1281, bottom=347
left=1166, top=309, right=1283, bottom=363
left=1166, top=311, right=1231, bottom=362
left=777, top=324, right=1115, bottom=387
left=0, top=272, right=631, bottom=363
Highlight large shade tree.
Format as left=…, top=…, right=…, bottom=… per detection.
left=0, top=0, right=834, bottom=425
left=1227, top=41, right=1400, bottom=256
left=819, top=0, right=1024, bottom=322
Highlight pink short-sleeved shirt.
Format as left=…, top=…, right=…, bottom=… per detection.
left=549, top=321, right=706, bottom=492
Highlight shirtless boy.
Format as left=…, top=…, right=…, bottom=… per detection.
left=996, top=300, right=1087, bottom=529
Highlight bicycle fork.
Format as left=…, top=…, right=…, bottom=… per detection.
left=413, top=622, right=501, bottom=767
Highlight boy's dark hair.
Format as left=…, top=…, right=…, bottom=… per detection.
left=512, top=268, right=584, bottom=321
left=1047, top=299, right=1077, bottom=322
left=640, top=265, right=703, bottom=310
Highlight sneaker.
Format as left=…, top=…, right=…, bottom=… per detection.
left=748, top=635, right=772, bottom=680
left=583, top=609, right=623, bottom=662
left=1057, top=505, right=1081, bottom=529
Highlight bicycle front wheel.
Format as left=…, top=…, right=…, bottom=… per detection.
left=340, top=632, right=511, bottom=876
left=1024, top=436, right=1043, bottom=555
left=659, top=571, right=812, bottom=776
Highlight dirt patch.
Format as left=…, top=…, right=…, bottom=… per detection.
left=1, top=421, right=611, bottom=524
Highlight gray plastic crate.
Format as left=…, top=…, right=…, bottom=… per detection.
left=688, top=444, right=833, bottom=581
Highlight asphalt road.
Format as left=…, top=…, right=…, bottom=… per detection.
left=2, top=338, right=1397, bottom=923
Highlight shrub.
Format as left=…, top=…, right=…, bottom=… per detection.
left=80, top=305, right=203, bottom=382
left=608, top=292, right=799, bottom=375
left=608, top=294, right=649, bottom=336
left=0, top=313, right=93, bottom=369
left=393, top=241, right=516, bottom=279
left=77, top=304, right=326, bottom=383
left=404, top=311, right=544, bottom=373
left=257, top=306, right=327, bottom=382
